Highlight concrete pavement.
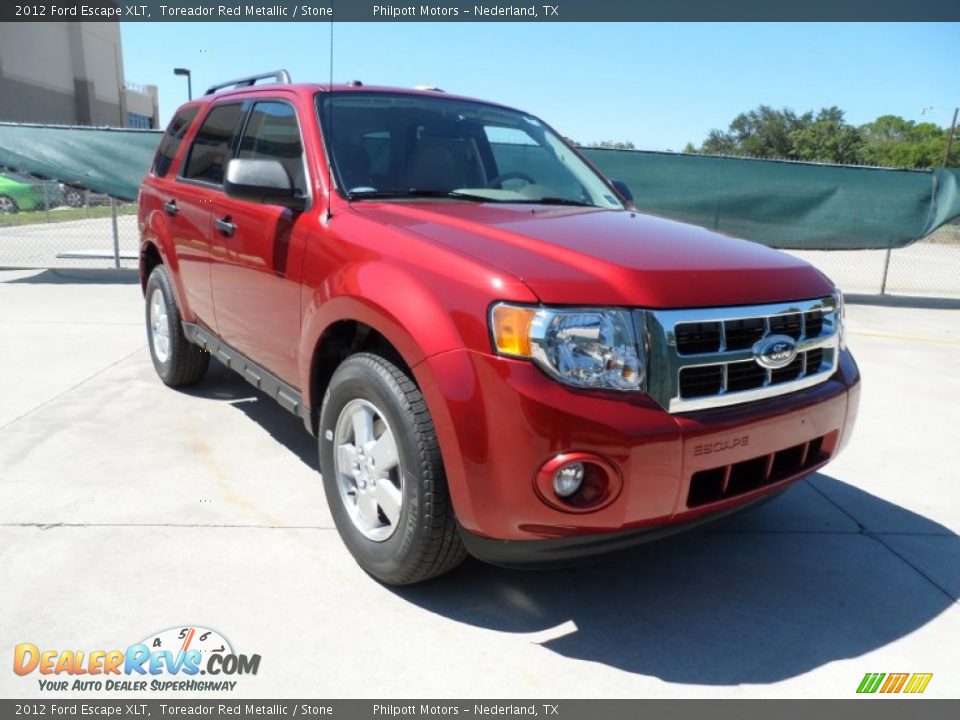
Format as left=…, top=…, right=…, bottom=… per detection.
left=0, top=267, right=957, bottom=698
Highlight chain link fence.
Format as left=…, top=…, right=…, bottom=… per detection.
left=787, top=224, right=960, bottom=298
left=0, top=174, right=138, bottom=269
left=2, top=172, right=959, bottom=298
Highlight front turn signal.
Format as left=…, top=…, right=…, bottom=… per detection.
left=491, top=304, right=537, bottom=357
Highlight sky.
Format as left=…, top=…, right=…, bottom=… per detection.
left=121, top=22, right=960, bottom=150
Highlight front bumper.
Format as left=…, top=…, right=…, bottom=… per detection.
left=459, top=488, right=786, bottom=566
left=413, top=346, right=860, bottom=549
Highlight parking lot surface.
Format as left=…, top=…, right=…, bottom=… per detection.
left=0, top=267, right=957, bottom=698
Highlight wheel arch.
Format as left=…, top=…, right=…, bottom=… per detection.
left=298, top=258, right=473, bottom=421
left=139, top=204, right=190, bottom=317
left=304, top=317, right=417, bottom=435
left=139, top=241, right=163, bottom=294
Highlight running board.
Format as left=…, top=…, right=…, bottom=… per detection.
left=181, top=322, right=315, bottom=435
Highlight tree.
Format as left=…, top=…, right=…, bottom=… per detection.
left=789, top=107, right=864, bottom=164
left=726, top=105, right=806, bottom=158
left=591, top=140, right=637, bottom=150
left=693, top=106, right=810, bottom=158
left=688, top=106, right=955, bottom=168
left=699, top=128, right=738, bottom=155
left=860, top=116, right=948, bottom=168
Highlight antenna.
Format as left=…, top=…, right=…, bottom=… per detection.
left=326, top=19, right=334, bottom=220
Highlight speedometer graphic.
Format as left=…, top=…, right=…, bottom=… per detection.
left=139, top=625, right=234, bottom=661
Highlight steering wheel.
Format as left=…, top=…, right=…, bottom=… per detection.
left=487, top=171, right=536, bottom=188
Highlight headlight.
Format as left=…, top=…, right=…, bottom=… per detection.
left=490, top=303, right=645, bottom=391
left=833, top=290, right=847, bottom=351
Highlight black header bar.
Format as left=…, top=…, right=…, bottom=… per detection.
left=3, top=0, right=960, bottom=22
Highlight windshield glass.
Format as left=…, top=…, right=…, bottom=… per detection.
left=316, top=92, right=623, bottom=209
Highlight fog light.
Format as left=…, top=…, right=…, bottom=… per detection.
left=535, top=452, right=622, bottom=513
left=553, top=462, right=585, bottom=498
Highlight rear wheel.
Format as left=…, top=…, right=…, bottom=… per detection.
left=0, top=195, right=18, bottom=214
left=145, top=265, right=209, bottom=387
left=319, top=353, right=466, bottom=585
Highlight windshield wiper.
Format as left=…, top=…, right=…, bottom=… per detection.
left=508, top=197, right=596, bottom=207
left=347, top=189, right=492, bottom=202
left=347, top=189, right=599, bottom=208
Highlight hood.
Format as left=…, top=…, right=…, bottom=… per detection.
left=351, top=202, right=834, bottom=308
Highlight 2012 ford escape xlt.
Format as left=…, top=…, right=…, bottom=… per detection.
left=139, top=71, right=860, bottom=585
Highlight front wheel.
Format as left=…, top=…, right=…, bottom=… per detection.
left=319, top=353, right=466, bottom=585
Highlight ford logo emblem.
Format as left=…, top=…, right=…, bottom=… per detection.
left=753, top=335, right=798, bottom=369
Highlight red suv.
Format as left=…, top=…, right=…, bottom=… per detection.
left=139, top=72, right=860, bottom=585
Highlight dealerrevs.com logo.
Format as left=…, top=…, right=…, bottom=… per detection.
left=13, top=626, right=261, bottom=692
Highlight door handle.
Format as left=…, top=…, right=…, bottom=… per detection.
left=215, top=217, right=237, bottom=236
left=163, top=200, right=178, bottom=216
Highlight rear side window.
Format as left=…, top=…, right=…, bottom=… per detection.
left=237, top=101, right=307, bottom=196
left=183, top=103, right=244, bottom=185
left=153, top=107, right=199, bottom=177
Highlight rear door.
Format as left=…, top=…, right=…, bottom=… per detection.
left=173, top=102, right=245, bottom=331
left=143, top=106, right=200, bottom=313
left=209, top=98, right=312, bottom=385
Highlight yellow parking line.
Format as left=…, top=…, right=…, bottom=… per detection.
left=849, top=330, right=960, bottom=347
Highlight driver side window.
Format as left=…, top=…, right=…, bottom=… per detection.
left=237, top=101, right=307, bottom=197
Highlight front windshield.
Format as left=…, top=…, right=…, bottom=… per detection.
left=316, top=92, right=623, bottom=209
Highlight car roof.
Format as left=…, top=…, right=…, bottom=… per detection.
left=177, top=82, right=521, bottom=115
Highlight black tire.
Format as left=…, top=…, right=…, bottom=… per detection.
left=319, top=353, right=466, bottom=585
left=145, top=265, right=209, bottom=387
left=0, top=195, right=18, bottom=214
left=63, top=187, right=85, bottom=208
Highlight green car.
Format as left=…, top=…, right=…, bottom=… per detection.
left=0, top=171, right=58, bottom=214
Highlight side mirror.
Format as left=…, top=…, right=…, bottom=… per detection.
left=610, top=179, right=634, bottom=204
left=224, top=159, right=305, bottom=210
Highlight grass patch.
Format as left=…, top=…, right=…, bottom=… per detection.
left=925, top=223, right=960, bottom=246
left=0, top=204, right=137, bottom=228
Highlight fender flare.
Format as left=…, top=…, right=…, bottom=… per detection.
left=298, top=260, right=468, bottom=408
left=140, top=208, right=191, bottom=319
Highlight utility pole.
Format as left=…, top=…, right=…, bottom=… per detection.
left=944, top=107, right=958, bottom=167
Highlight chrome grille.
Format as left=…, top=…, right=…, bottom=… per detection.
left=675, top=308, right=822, bottom=354
left=642, top=297, right=841, bottom=412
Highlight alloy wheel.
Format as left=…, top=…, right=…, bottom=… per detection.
left=149, top=288, right=171, bottom=363
left=333, top=398, right=404, bottom=542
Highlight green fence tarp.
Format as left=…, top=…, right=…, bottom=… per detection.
left=0, top=122, right=957, bottom=250
left=581, top=148, right=960, bottom=250
left=0, top=123, right=160, bottom=203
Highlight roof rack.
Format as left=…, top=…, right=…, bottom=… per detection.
left=204, top=70, right=292, bottom=96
